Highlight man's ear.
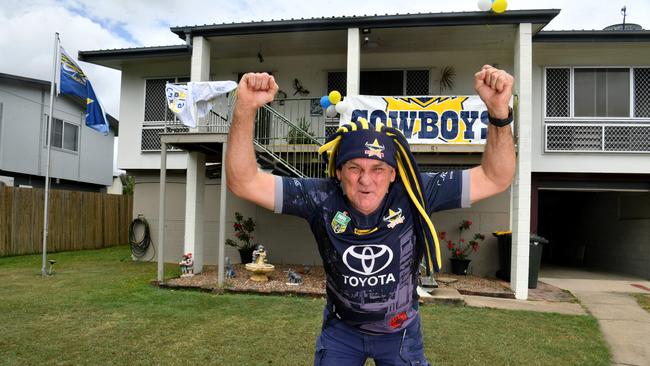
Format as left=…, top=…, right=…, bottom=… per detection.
left=390, top=167, right=396, bottom=183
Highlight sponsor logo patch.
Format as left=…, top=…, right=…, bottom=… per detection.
left=342, top=244, right=393, bottom=276
left=331, top=211, right=351, bottom=234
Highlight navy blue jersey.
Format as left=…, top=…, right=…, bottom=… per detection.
left=275, top=170, right=469, bottom=333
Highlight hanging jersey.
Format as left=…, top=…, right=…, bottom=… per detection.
left=275, top=170, right=470, bottom=333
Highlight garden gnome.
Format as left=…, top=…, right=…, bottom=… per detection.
left=225, top=256, right=236, bottom=278
left=179, top=252, right=194, bottom=277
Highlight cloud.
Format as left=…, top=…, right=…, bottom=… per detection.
left=0, top=1, right=131, bottom=117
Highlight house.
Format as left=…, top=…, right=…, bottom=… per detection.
left=79, top=9, right=650, bottom=299
left=0, top=73, right=119, bottom=192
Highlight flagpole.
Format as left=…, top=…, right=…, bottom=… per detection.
left=42, top=32, right=59, bottom=277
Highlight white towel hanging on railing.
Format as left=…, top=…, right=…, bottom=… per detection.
left=165, top=81, right=237, bottom=128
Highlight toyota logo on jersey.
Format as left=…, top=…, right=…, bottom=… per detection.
left=342, top=244, right=393, bottom=276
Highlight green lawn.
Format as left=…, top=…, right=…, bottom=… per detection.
left=0, top=246, right=610, bottom=365
left=633, top=293, right=650, bottom=314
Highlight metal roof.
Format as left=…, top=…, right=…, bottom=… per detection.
left=534, top=30, right=650, bottom=42
left=170, top=9, right=560, bottom=39
left=78, top=44, right=190, bottom=61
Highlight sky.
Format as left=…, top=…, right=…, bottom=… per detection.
left=0, top=0, right=648, bottom=119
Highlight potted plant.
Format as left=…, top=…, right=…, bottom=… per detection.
left=286, top=117, right=315, bottom=144
left=440, top=219, right=485, bottom=275
left=225, top=212, right=258, bottom=264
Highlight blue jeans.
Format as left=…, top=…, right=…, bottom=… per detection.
left=314, top=307, right=429, bottom=366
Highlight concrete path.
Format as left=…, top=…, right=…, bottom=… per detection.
left=539, top=267, right=650, bottom=366
left=463, top=295, right=586, bottom=315
left=423, top=287, right=586, bottom=315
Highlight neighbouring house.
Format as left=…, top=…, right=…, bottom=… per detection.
left=0, top=72, right=119, bottom=192
left=79, top=9, right=650, bottom=299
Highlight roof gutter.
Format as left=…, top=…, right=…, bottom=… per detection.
left=78, top=45, right=191, bottom=62
left=171, top=9, right=560, bottom=40
left=534, top=31, right=650, bottom=43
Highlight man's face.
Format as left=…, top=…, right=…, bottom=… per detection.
left=336, top=158, right=396, bottom=216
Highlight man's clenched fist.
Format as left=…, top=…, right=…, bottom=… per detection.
left=474, top=65, right=514, bottom=119
left=236, top=72, right=279, bottom=111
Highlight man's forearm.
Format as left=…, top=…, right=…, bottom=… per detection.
left=226, top=104, right=259, bottom=194
left=481, top=123, right=515, bottom=190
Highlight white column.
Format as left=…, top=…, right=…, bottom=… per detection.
left=511, top=23, right=533, bottom=299
left=346, top=28, right=360, bottom=96
left=157, top=142, right=167, bottom=283
left=190, top=36, right=211, bottom=132
left=191, top=36, right=211, bottom=82
left=183, top=36, right=210, bottom=274
left=185, top=151, right=206, bottom=273
left=217, top=142, right=227, bottom=286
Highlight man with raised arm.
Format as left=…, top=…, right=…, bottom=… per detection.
left=226, top=66, right=515, bottom=366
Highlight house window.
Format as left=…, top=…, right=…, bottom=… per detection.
left=545, top=68, right=570, bottom=117
left=634, top=68, right=650, bottom=117
left=46, top=116, right=79, bottom=152
left=327, top=69, right=430, bottom=96
left=574, top=68, right=629, bottom=117
left=544, top=67, right=650, bottom=153
left=142, top=76, right=190, bottom=151
left=144, top=77, right=190, bottom=123
left=327, top=72, right=347, bottom=96
left=545, top=67, right=650, bottom=118
left=406, top=70, right=430, bottom=95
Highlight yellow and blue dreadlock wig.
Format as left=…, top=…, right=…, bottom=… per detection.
left=317, top=118, right=443, bottom=274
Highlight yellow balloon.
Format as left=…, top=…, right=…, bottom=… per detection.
left=492, top=0, right=507, bottom=13
left=328, top=90, right=342, bottom=105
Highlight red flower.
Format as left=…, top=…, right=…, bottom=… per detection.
left=467, top=220, right=472, bottom=226
left=447, top=241, right=454, bottom=250
left=456, top=250, right=461, bottom=256
left=439, top=231, right=447, bottom=240
left=460, top=238, right=465, bottom=243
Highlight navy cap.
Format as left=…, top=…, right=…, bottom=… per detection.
left=335, top=126, right=397, bottom=169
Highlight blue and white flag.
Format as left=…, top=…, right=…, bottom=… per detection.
left=59, top=46, right=109, bottom=135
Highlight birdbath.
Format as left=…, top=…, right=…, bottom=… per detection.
left=244, top=245, right=275, bottom=282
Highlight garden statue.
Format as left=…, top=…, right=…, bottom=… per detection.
left=225, top=256, right=236, bottom=278
left=244, top=244, right=275, bottom=282
left=252, top=244, right=268, bottom=265
left=179, top=252, right=194, bottom=277
left=286, top=268, right=303, bottom=285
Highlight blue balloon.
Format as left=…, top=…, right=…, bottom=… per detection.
left=320, top=95, right=332, bottom=109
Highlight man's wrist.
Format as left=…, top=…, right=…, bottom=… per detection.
left=488, top=107, right=513, bottom=127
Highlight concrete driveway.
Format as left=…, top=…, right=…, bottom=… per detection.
left=539, top=266, right=650, bottom=366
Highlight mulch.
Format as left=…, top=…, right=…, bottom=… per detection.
left=163, top=264, right=573, bottom=302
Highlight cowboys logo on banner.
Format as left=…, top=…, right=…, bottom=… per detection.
left=339, top=96, right=513, bottom=145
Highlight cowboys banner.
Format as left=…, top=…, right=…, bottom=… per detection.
left=339, top=96, right=513, bottom=145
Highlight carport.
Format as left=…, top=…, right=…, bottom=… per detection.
left=532, top=173, right=650, bottom=280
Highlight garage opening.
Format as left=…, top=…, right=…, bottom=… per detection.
left=536, top=189, right=650, bottom=279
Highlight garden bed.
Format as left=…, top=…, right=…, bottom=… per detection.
left=162, top=264, right=555, bottom=300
